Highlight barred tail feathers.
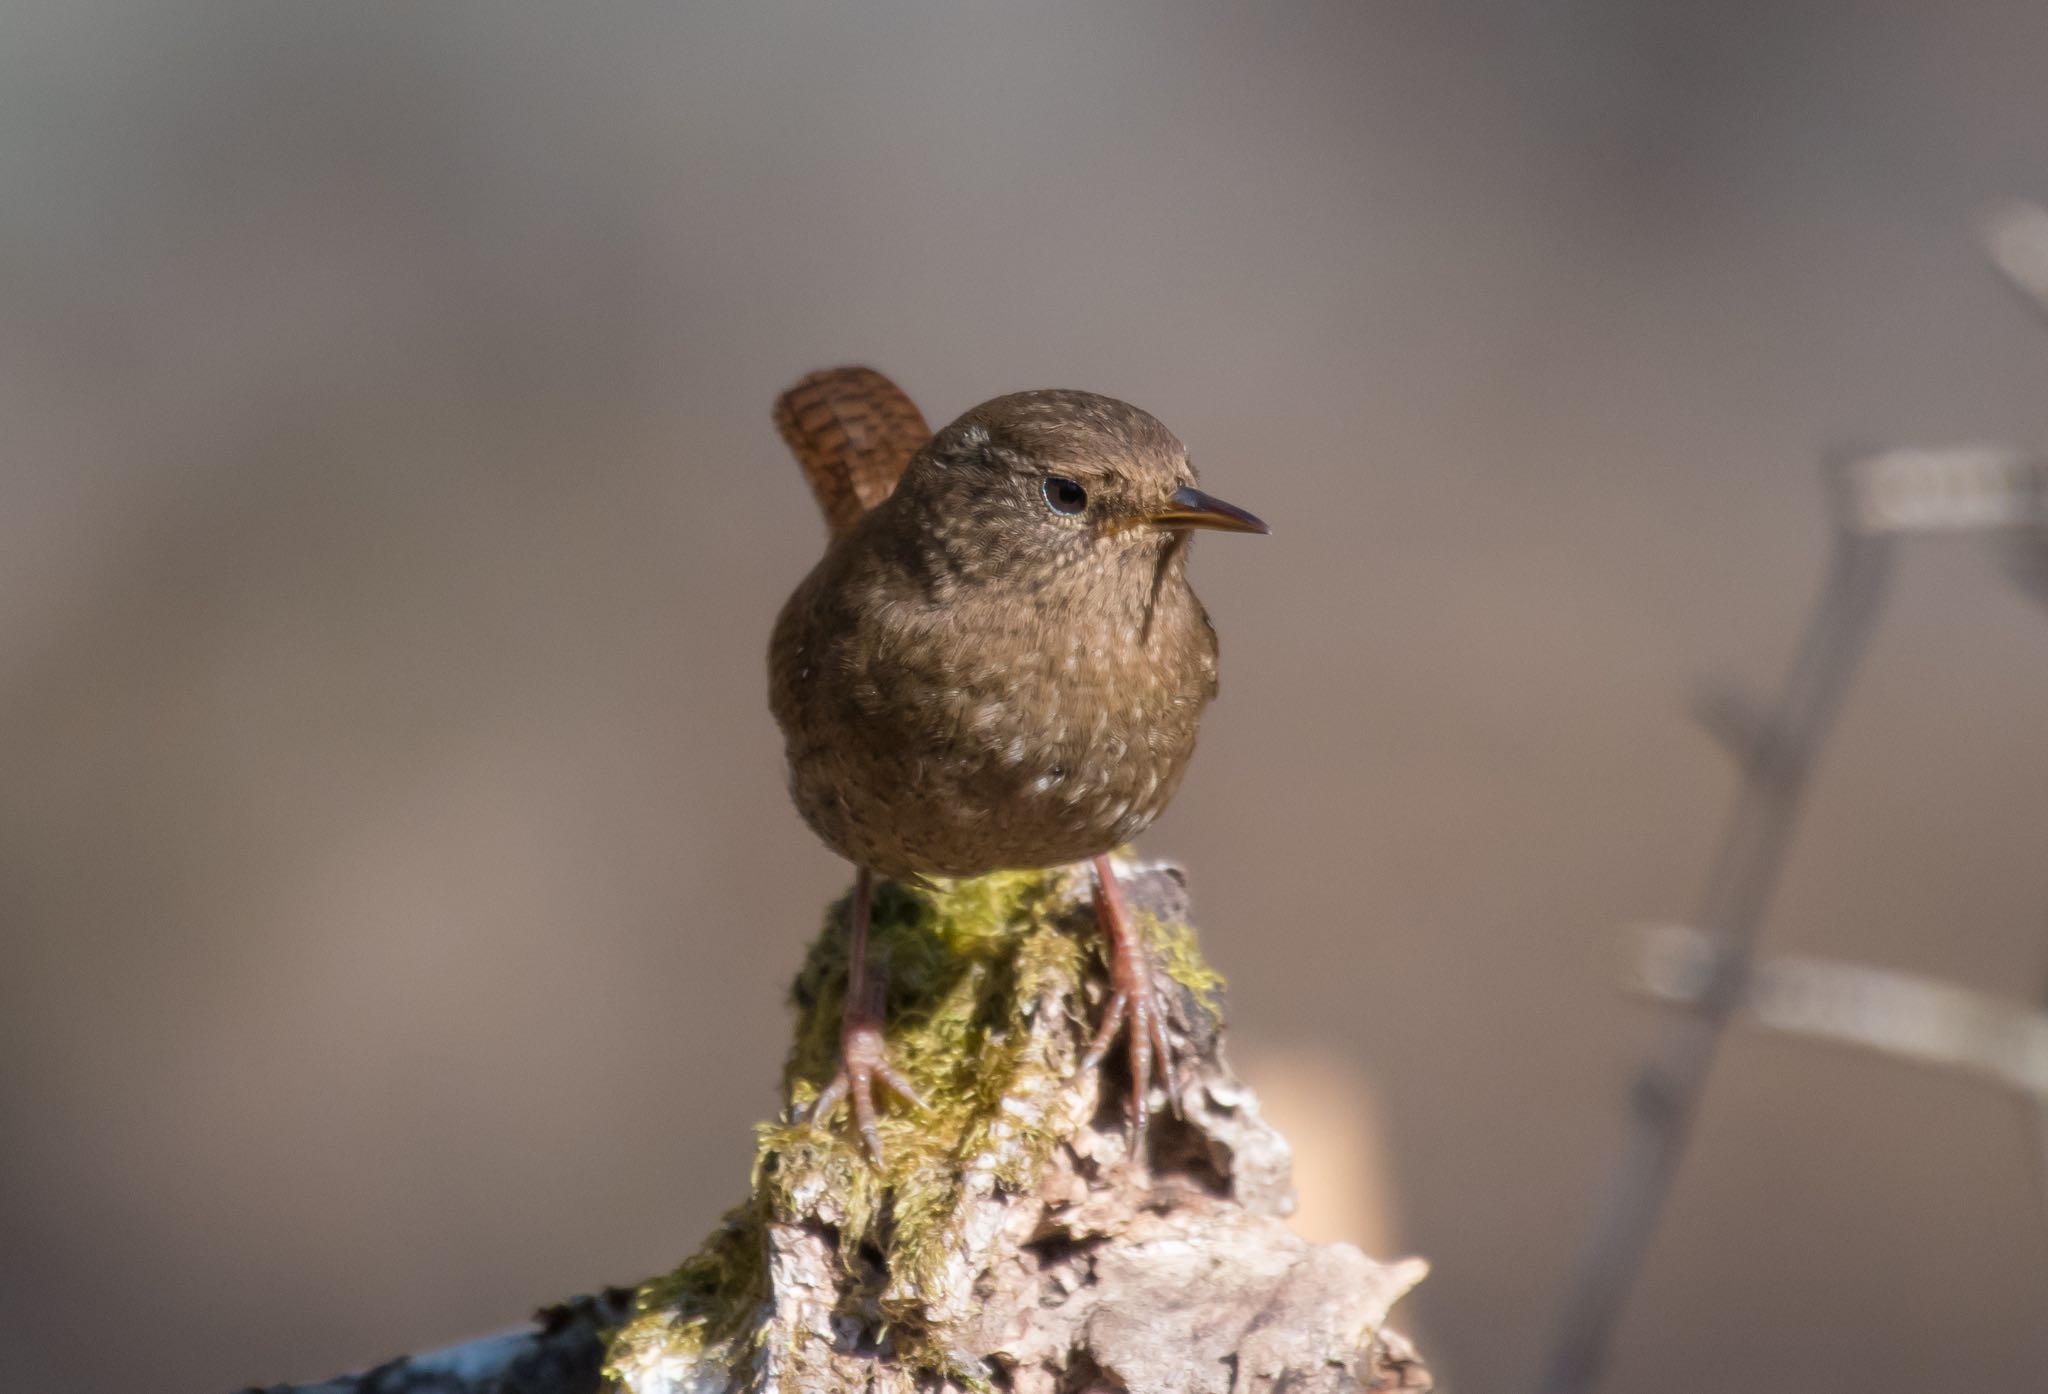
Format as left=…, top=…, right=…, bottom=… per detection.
left=772, top=366, right=933, bottom=537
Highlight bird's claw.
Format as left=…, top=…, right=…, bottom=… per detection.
left=1079, top=948, right=1182, bottom=1124
left=1078, top=856, right=1182, bottom=1153
left=807, top=1019, right=924, bottom=1164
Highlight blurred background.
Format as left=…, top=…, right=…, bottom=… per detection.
left=5, top=4, right=2048, bottom=1391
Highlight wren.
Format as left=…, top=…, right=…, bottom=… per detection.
left=768, top=367, right=1266, bottom=1161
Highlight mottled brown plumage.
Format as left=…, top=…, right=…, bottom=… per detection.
left=768, top=367, right=1266, bottom=1159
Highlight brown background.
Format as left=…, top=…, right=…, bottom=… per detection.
left=5, top=5, right=2048, bottom=1392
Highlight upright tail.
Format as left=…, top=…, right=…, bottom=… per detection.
left=772, top=366, right=933, bottom=538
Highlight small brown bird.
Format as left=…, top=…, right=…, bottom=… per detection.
left=769, top=366, right=1266, bottom=1159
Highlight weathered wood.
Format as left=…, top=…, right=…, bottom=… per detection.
left=260, top=862, right=1429, bottom=1394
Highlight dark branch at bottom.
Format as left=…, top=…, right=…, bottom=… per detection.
left=247, top=1289, right=633, bottom=1394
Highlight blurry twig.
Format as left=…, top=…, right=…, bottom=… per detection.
left=1636, top=921, right=2048, bottom=1245
left=1983, top=199, right=2048, bottom=326
left=1833, top=444, right=2047, bottom=533
left=1980, top=201, right=2048, bottom=610
left=1537, top=203, right=2048, bottom=1392
left=1531, top=511, right=1894, bottom=1394
left=1632, top=923, right=2048, bottom=1098
left=1981, top=207, right=2048, bottom=1284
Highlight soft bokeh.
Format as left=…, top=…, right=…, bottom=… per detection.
left=5, top=5, right=2048, bottom=1392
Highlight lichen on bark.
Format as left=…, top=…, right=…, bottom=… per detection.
left=603, top=860, right=1430, bottom=1394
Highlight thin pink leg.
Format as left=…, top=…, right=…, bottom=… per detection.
left=807, top=867, right=924, bottom=1162
left=1078, top=854, right=1180, bottom=1138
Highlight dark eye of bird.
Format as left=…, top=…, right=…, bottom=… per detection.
left=1043, top=475, right=1088, bottom=516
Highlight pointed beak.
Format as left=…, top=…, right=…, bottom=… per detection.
left=1147, top=485, right=1270, bottom=535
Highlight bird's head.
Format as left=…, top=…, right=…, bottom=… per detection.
left=891, top=388, right=1266, bottom=586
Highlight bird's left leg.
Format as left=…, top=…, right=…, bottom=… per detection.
left=1079, top=854, right=1180, bottom=1133
left=807, top=867, right=924, bottom=1162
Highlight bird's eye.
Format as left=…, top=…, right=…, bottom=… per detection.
left=1043, top=475, right=1088, bottom=516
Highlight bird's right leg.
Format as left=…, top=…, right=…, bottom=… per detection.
left=1079, top=854, right=1181, bottom=1141
left=806, top=867, right=924, bottom=1162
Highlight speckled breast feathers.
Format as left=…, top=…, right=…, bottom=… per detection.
left=769, top=370, right=1222, bottom=880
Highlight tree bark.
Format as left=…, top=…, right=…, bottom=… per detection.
left=258, top=861, right=1429, bottom=1394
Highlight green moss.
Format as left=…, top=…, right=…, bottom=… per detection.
left=1146, top=905, right=1225, bottom=1010
left=603, top=862, right=1223, bottom=1390
left=602, top=1202, right=765, bottom=1375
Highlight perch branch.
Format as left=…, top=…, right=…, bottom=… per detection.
left=257, top=862, right=1430, bottom=1394
left=245, top=1290, right=634, bottom=1394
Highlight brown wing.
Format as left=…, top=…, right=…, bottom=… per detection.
left=773, top=366, right=933, bottom=538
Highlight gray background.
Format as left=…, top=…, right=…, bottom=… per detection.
left=5, top=5, right=2048, bottom=1391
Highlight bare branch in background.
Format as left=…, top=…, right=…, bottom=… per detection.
left=1536, top=202, right=2048, bottom=1393
left=1634, top=919, right=2048, bottom=1253
left=1981, top=200, right=2048, bottom=1239
left=1530, top=512, right=1894, bottom=1394
left=1832, top=445, right=2047, bottom=534
left=1632, top=923, right=2048, bottom=1098
left=1980, top=201, right=2048, bottom=610
left=1983, top=199, right=2048, bottom=325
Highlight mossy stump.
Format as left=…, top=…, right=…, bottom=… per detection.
left=604, top=860, right=1430, bottom=1394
